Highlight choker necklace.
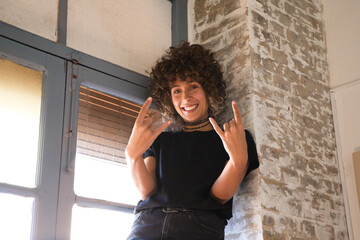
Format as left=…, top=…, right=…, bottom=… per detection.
left=183, top=118, right=209, bottom=126
left=184, top=120, right=211, bottom=130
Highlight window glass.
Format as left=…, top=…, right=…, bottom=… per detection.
left=71, top=204, right=134, bottom=240
left=74, top=86, right=141, bottom=204
left=0, top=59, right=42, bottom=187
left=74, top=154, right=140, bottom=205
left=0, top=193, right=34, bottom=240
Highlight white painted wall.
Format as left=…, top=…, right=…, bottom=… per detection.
left=67, top=0, right=171, bottom=76
left=331, top=83, right=360, bottom=240
left=187, top=0, right=195, bottom=44
left=323, top=1, right=360, bottom=239
left=0, top=0, right=59, bottom=41
left=0, top=0, right=172, bottom=76
left=323, top=0, right=360, bottom=88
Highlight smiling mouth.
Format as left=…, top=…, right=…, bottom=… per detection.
left=182, top=104, right=198, bottom=112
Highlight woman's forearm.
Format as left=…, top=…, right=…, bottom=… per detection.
left=210, top=158, right=249, bottom=204
left=126, top=153, right=157, bottom=200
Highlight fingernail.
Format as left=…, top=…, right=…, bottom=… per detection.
left=148, top=97, right=152, bottom=101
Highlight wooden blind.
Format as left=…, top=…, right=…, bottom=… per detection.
left=76, top=86, right=141, bottom=164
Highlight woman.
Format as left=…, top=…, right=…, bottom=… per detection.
left=126, top=42, right=259, bottom=240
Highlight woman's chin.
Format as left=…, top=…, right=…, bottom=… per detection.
left=182, top=116, right=199, bottom=123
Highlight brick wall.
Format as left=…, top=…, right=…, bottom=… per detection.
left=189, top=0, right=349, bottom=239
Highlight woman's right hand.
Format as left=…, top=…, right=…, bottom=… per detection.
left=125, top=97, right=171, bottom=161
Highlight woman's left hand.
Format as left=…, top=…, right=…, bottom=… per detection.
left=209, top=101, right=248, bottom=167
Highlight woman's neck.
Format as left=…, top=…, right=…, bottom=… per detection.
left=183, top=118, right=213, bottom=132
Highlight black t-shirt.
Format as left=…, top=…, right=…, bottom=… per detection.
left=135, top=129, right=259, bottom=219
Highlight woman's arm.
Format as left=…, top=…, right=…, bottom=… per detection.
left=125, top=97, right=170, bottom=200
left=209, top=101, right=249, bottom=204
left=126, top=155, right=157, bottom=200
left=210, top=159, right=249, bottom=204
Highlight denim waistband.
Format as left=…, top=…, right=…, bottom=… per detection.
left=161, top=207, right=191, bottom=213
left=137, top=207, right=225, bottom=219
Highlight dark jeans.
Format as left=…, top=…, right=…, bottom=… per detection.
left=126, top=208, right=226, bottom=240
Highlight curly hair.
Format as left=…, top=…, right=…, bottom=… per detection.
left=148, top=41, right=226, bottom=130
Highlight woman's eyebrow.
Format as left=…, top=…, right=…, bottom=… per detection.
left=171, top=81, right=196, bottom=89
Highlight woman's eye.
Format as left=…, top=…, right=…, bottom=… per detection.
left=172, top=89, right=180, bottom=94
left=190, top=85, right=198, bottom=90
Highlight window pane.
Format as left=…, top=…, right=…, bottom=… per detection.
left=71, top=204, right=134, bottom=240
left=0, top=193, right=34, bottom=240
left=74, top=154, right=140, bottom=205
left=74, top=86, right=141, bottom=204
left=0, top=59, right=42, bottom=188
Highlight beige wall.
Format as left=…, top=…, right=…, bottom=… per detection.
left=324, top=0, right=360, bottom=239
left=323, top=0, right=360, bottom=88
left=67, top=0, right=172, bottom=75
left=0, top=0, right=172, bottom=76
left=332, top=83, right=360, bottom=240
left=0, top=0, right=59, bottom=41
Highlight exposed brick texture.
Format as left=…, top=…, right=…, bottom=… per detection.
left=190, top=0, right=349, bottom=239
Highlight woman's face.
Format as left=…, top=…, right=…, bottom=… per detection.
left=171, top=78, right=209, bottom=123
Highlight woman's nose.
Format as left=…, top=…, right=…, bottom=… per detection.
left=183, top=89, right=192, bottom=99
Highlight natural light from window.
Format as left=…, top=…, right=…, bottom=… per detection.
left=0, top=193, right=34, bottom=240
left=74, top=154, right=140, bottom=205
left=71, top=86, right=141, bottom=239
left=71, top=204, right=134, bottom=240
left=0, top=59, right=42, bottom=188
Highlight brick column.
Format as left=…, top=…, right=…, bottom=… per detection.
left=189, top=0, right=349, bottom=239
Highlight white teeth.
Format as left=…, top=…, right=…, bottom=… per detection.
left=183, top=105, right=197, bottom=111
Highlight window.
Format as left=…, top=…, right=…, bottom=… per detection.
left=57, top=63, right=148, bottom=239
left=71, top=205, right=134, bottom=240
left=0, top=58, right=42, bottom=188
left=0, top=193, right=34, bottom=240
left=71, top=86, right=141, bottom=239
left=74, top=86, right=140, bottom=203
left=0, top=26, right=148, bottom=239
left=0, top=58, right=42, bottom=240
left=0, top=36, right=67, bottom=239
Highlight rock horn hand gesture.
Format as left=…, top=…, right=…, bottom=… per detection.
left=126, top=97, right=171, bottom=161
left=209, top=101, right=248, bottom=166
